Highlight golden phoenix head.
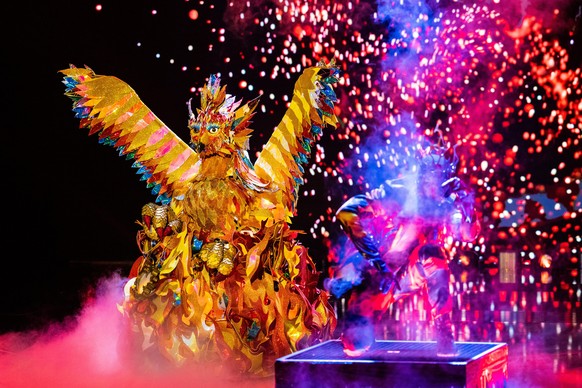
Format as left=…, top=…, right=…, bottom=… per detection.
left=187, top=74, right=259, bottom=157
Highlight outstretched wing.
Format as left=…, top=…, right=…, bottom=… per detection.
left=253, top=61, right=339, bottom=218
left=60, top=65, right=199, bottom=204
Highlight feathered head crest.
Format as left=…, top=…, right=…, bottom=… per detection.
left=417, top=129, right=459, bottom=179
left=187, top=74, right=259, bottom=151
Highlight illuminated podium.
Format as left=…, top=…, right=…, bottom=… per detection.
left=275, top=340, right=508, bottom=387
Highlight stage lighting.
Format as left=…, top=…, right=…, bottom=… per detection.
left=539, top=254, right=552, bottom=269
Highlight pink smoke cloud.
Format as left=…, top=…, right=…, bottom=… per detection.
left=0, top=274, right=275, bottom=388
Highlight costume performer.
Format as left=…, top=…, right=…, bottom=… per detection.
left=60, top=61, right=339, bottom=375
left=327, top=139, right=480, bottom=356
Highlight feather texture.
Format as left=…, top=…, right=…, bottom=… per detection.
left=61, top=65, right=199, bottom=203
left=254, top=61, right=339, bottom=217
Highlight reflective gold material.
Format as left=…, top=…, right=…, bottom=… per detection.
left=198, top=239, right=237, bottom=275
left=61, top=62, right=339, bottom=376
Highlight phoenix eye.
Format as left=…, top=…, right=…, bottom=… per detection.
left=191, top=123, right=201, bottom=133
left=207, top=123, right=220, bottom=134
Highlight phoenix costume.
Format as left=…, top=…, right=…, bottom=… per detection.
left=61, top=62, right=339, bottom=375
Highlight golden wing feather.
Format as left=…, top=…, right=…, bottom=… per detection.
left=254, top=61, right=339, bottom=218
left=60, top=65, right=199, bottom=203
